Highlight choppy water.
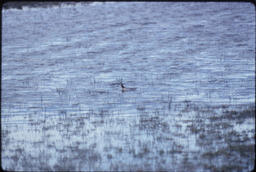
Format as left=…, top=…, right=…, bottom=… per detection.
left=2, top=2, right=255, bottom=171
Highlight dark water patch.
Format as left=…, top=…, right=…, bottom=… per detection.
left=3, top=2, right=90, bottom=10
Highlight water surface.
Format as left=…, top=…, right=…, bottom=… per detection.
left=2, top=2, right=255, bottom=171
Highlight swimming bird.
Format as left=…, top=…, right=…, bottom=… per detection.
left=120, top=82, right=136, bottom=92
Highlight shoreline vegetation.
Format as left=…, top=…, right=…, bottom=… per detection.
left=2, top=1, right=90, bottom=9
left=2, top=101, right=255, bottom=171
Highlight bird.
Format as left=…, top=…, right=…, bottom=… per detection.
left=120, top=82, right=136, bottom=92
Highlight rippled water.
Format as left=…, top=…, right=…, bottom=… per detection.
left=2, top=2, right=255, bottom=171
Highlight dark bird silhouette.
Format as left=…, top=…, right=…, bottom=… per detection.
left=120, top=82, right=136, bottom=92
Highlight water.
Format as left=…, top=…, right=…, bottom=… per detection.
left=2, top=2, right=255, bottom=171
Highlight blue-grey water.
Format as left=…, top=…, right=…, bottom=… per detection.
left=2, top=2, right=255, bottom=171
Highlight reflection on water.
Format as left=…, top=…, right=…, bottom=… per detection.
left=2, top=2, right=255, bottom=171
